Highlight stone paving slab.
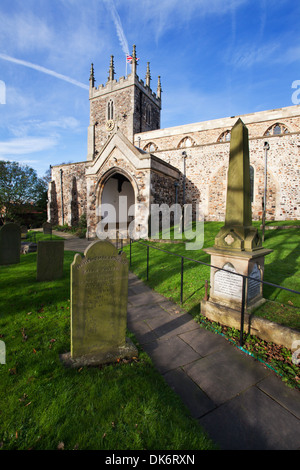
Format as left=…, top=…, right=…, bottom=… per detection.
left=198, top=386, right=300, bottom=450
left=183, top=345, right=272, bottom=405
left=257, top=375, right=300, bottom=420
left=141, top=336, right=201, bottom=374
left=163, top=367, right=216, bottom=419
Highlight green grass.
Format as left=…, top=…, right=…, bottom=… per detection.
left=0, top=253, right=216, bottom=450
left=24, top=230, right=64, bottom=242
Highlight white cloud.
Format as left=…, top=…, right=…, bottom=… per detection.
left=0, top=136, right=58, bottom=156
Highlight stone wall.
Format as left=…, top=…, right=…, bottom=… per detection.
left=49, top=162, right=88, bottom=226
left=135, top=110, right=300, bottom=221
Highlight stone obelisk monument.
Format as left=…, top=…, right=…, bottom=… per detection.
left=201, top=118, right=272, bottom=329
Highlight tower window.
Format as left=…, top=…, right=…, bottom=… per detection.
left=107, top=100, right=114, bottom=120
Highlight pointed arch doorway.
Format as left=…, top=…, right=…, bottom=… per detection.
left=98, top=169, right=136, bottom=238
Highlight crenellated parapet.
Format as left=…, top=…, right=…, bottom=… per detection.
left=89, top=45, right=161, bottom=109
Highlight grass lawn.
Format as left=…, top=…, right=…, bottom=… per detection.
left=25, top=230, right=64, bottom=242
left=0, top=252, right=216, bottom=451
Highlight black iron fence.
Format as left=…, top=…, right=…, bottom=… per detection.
left=127, top=238, right=300, bottom=347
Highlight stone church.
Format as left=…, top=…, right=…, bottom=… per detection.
left=48, top=46, right=300, bottom=237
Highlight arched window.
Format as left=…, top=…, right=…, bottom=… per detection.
left=217, top=130, right=231, bottom=142
left=264, top=122, right=289, bottom=136
left=107, top=100, right=114, bottom=121
left=177, top=136, right=195, bottom=148
left=143, top=142, right=158, bottom=152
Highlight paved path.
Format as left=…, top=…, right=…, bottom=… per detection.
left=61, top=235, right=300, bottom=450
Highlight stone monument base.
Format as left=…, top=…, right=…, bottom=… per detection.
left=60, top=337, right=138, bottom=368
left=201, top=246, right=272, bottom=330
left=201, top=297, right=266, bottom=332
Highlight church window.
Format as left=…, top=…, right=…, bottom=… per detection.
left=143, top=142, right=158, bottom=152
left=107, top=100, right=114, bottom=120
left=178, top=136, right=195, bottom=148
left=264, top=122, right=289, bottom=136
left=217, top=130, right=231, bottom=142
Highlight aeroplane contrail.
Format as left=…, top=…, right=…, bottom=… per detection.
left=0, top=53, right=89, bottom=90
left=104, top=0, right=130, bottom=57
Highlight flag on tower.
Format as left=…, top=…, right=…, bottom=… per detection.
left=126, top=55, right=139, bottom=63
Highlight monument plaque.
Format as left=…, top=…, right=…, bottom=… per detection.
left=61, top=240, right=137, bottom=367
left=0, top=223, right=21, bottom=265
left=247, top=264, right=261, bottom=301
left=214, top=263, right=243, bottom=300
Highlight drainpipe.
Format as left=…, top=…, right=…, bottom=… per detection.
left=60, top=169, right=64, bottom=226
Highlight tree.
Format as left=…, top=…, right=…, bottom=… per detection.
left=0, top=161, right=48, bottom=224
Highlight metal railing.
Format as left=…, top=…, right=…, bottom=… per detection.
left=127, top=238, right=300, bottom=347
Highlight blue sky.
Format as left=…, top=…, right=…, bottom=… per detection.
left=0, top=0, right=299, bottom=177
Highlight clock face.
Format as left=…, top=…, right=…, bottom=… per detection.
left=106, top=119, right=115, bottom=131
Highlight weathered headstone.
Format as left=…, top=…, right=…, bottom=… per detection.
left=42, top=221, right=52, bottom=236
left=60, top=240, right=137, bottom=367
left=0, top=223, right=21, bottom=265
left=201, top=118, right=272, bottom=329
left=36, top=240, right=64, bottom=281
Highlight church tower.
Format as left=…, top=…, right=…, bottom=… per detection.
left=87, top=45, right=162, bottom=161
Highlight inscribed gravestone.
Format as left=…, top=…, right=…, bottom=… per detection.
left=43, top=222, right=52, bottom=235
left=0, top=223, right=21, bottom=265
left=61, top=240, right=137, bottom=367
left=36, top=240, right=64, bottom=281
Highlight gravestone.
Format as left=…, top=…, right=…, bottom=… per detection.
left=60, top=240, right=137, bottom=367
left=36, top=240, right=64, bottom=281
left=42, top=221, right=52, bottom=236
left=0, top=223, right=21, bottom=265
left=201, top=118, right=272, bottom=329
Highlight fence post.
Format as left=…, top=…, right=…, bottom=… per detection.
left=180, top=257, right=184, bottom=305
left=146, top=245, right=149, bottom=281
left=240, top=276, right=246, bottom=346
